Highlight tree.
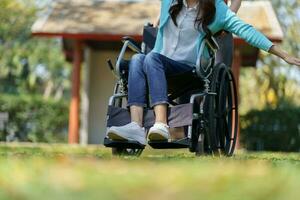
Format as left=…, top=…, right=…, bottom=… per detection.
left=239, top=0, right=300, bottom=113
left=0, top=0, right=71, bottom=99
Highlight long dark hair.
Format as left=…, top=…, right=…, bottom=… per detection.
left=169, top=0, right=216, bottom=31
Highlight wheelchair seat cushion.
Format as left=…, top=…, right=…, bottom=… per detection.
left=107, top=103, right=193, bottom=129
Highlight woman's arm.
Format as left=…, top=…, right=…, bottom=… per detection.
left=230, top=0, right=242, bottom=13
left=269, top=45, right=300, bottom=66
left=220, top=2, right=300, bottom=67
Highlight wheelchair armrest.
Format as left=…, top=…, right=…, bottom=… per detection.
left=205, top=35, right=219, bottom=53
left=122, top=36, right=142, bottom=54
left=195, top=34, right=219, bottom=79
left=115, top=37, right=143, bottom=78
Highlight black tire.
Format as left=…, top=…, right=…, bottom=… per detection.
left=189, top=95, right=206, bottom=155
left=195, top=133, right=205, bottom=156
left=190, top=104, right=205, bottom=155
left=112, top=148, right=143, bottom=156
left=200, top=63, right=227, bottom=155
left=217, top=68, right=238, bottom=156
left=205, top=88, right=219, bottom=155
left=190, top=83, right=218, bottom=156
left=111, top=83, right=144, bottom=157
left=191, top=86, right=219, bottom=156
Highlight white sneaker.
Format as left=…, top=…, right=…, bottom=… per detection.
left=148, top=122, right=170, bottom=141
left=106, top=122, right=146, bottom=145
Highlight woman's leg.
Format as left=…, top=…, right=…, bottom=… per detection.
left=106, top=54, right=147, bottom=144
left=143, top=52, right=193, bottom=139
left=153, top=105, right=168, bottom=124
left=130, top=106, right=144, bottom=127
left=127, top=54, right=147, bottom=127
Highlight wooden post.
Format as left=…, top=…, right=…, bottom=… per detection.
left=232, top=49, right=241, bottom=91
left=232, top=49, right=241, bottom=148
left=68, top=40, right=82, bottom=144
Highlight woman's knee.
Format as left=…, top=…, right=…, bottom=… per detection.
left=129, top=53, right=145, bottom=72
left=144, top=52, right=160, bottom=63
left=131, top=53, right=146, bottom=62
left=143, top=52, right=162, bottom=72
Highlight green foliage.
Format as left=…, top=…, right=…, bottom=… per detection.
left=0, top=0, right=70, bottom=143
left=239, top=0, right=300, bottom=114
left=0, top=0, right=71, bottom=98
left=241, top=106, right=300, bottom=152
left=0, top=95, right=69, bottom=142
left=239, top=1, right=300, bottom=151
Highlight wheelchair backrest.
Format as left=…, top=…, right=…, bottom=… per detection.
left=142, top=24, right=158, bottom=54
left=142, top=24, right=219, bottom=79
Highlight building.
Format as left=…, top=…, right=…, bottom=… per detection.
left=31, top=0, right=283, bottom=144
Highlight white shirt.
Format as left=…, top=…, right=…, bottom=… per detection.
left=161, top=0, right=200, bottom=65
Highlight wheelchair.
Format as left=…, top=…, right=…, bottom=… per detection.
left=104, top=24, right=238, bottom=157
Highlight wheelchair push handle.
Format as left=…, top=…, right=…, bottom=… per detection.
left=144, top=22, right=154, bottom=27
left=107, top=59, right=114, bottom=71
left=107, top=59, right=120, bottom=78
left=203, top=27, right=220, bottom=53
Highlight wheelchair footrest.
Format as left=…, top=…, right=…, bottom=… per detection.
left=148, top=138, right=190, bottom=149
left=104, top=137, right=146, bottom=149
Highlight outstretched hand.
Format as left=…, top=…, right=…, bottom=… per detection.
left=283, top=56, right=300, bottom=67
left=269, top=45, right=300, bottom=67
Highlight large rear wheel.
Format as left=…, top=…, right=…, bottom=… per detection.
left=188, top=63, right=238, bottom=156
left=190, top=87, right=218, bottom=156
left=217, top=68, right=238, bottom=156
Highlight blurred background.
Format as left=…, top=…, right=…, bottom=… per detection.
left=0, top=0, right=299, bottom=151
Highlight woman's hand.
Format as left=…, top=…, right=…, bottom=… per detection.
left=283, top=56, right=300, bottom=67
left=269, top=45, right=300, bottom=67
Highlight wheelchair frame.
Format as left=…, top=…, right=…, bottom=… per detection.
left=104, top=25, right=238, bottom=157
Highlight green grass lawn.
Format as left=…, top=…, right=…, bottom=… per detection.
left=0, top=143, right=299, bottom=200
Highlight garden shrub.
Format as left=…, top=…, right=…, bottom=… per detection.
left=241, top=106, right=300, bottom=152
left=0, top=95, right=68, bottom=142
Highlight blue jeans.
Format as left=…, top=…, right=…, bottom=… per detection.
left=128, top=52, right=194, bottom=107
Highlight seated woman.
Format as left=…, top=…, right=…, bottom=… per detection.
left=106, top=0, right=300, bottom=145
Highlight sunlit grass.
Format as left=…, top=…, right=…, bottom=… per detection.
left=0, top=143, right=299, bottom=200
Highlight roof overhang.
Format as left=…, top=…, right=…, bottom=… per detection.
left=32, top=0, right=284, bottom=66
left=32, top=0, right=283, bottom=42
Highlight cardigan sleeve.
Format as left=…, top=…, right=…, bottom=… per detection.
left=159, top=0, right=172, bottom=26
left=218, top=0, right=274, bottom=52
